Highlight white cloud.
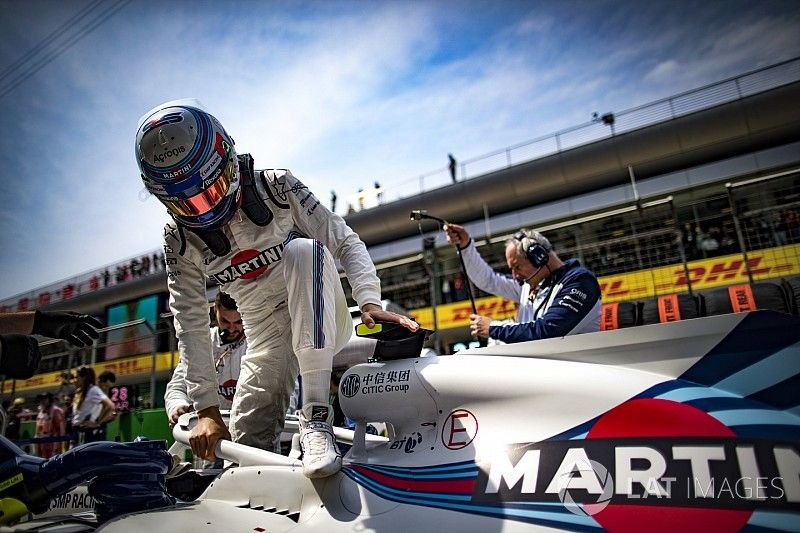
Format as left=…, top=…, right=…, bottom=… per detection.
left=645, top=59, right=679, bottom=82
left=1, top=0, right=799, bottom=299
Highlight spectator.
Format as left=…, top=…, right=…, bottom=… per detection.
left=35, top=392, right=66, bottom=459
left=56, top=371, right=76, bottom=408
left=444, top=224, right=601, bottom=343
left=773, top=211, right=788, bottom=246
left=357, top=188, right=366, bottom=210
left=697, top=225, right=719, bottom=254
left=141, top=254, right=151, bottom=274
left=103, top=269, right=110, bottom=287
left=98, top=370, right=116, bottom=396
left=786, top=210, right=800, bottom=241
left=330, top=190, right=337, bottom=213
left=374, top=181, right=384, bottom=204
left=5, top=397, right=25, bottom=440
left=681, top=223, right=697, bottom=260
left=72, top=366, right=116, bottom=444
left=448, top=153, right=457, bottom=183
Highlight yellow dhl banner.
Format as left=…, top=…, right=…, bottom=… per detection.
left=410, top=244, right=800, bottom=329
left=599, top=244, right=800, bottom=303
left=410, top=295, right=517, bottom=331
left=2, top=352, right=179, bottom=394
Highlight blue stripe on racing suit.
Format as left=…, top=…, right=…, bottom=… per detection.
left=488, top=259, right=601, bottom=343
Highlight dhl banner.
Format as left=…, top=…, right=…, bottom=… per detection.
left=2, top=353, right=179, bottom=394
left=599, top=244, right=800, bottom=303
left=410, top=296, right=517, bottom=331
left=410, top=244, right=800, bottom=329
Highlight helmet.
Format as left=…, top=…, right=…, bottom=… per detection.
left=135, top=100, right=240, bottom=230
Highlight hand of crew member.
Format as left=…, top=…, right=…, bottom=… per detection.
left=444, top=223, right=471, bottom=249
left=469, top=314, right=492, bottom=338
left=32, top=310, right=103, bottom=347
left=190, top=406, right=231, bottom=461
left=361, top=303, right=419, bottom=332
left=170, top=404, right=195, bottom=427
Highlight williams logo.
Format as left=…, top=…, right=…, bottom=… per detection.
left=340, top=374, right=360, bottom=398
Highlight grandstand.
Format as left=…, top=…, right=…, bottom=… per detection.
left=2, top=58, right=799, bottom=433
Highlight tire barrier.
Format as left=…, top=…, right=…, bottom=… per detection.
left=781, top=275, right=800, bottom=314
left=600, top=301, right=638, bottom=331
left=702, top=281, right=790, bottom=316
left=606, top=280, right=795, bottom=332
left=640, top=293, right=700, bottom=325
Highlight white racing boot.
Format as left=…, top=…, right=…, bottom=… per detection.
left=299, top=402, right=342, bottom=478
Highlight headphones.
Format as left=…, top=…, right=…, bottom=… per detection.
left=514, top=230, right=550, bottom=268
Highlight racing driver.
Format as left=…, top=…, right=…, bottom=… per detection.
left=135, top=100, right=418, bottom=478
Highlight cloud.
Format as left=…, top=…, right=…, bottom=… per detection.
left=1, top=0, right=799, bottom=299
left=645, top=59, right=679, bottom=82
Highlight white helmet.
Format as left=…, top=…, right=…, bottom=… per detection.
left=135, top=100, right=240, bottom=229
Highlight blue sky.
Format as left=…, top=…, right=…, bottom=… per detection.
left=0, top=0, right=798, bottom=300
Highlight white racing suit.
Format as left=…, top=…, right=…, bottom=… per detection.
left=164, top=169, right=381, bottom=450
left=164, top=327, right=247, bottom=417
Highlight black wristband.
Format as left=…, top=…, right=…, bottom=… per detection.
left=457, top=238, right=472, bottom=251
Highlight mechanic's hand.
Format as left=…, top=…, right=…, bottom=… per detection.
left=32, top=310, right=103, bottom=347
left=0, top=334, right=42, bottom=379
left=444, top=223, right=471, bottom=249
left=170, top=404, right=195, bottom=427
left=361, top=303, right=419, bottom=332
left=469, top=314, right=492, bottom=338
left=190, top=406, right=230, bottom=461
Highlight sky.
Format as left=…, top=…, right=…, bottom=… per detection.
left=0, top=0, right=799, bottom=300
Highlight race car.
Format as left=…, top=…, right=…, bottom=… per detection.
left=4, top=310, right=799, bottom=532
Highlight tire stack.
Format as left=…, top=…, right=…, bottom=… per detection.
left=600, top=277, right=800, bottom=330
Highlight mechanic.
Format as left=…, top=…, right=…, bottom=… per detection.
left=444, top=224, right=601, bottom=343
left=135, top=100, right=417, bottom=478
left=164, top=291, right=247, bottom=426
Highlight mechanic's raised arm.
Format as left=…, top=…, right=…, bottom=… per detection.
left=445, top=224, right=522, bottom=303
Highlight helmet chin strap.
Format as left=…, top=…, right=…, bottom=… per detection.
left=176, top=154, right=273, bottom=257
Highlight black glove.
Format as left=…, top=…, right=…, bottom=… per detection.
left=0, top=334, right=42, bottom=379
left=31, top=310, right=103, bottom=347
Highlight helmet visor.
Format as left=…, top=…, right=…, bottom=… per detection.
left=161, top=160, right=236, bottom=217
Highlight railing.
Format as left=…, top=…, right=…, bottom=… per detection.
left=0, top=250, right=165, bottom=313
left=373, top=56, right=800, bottom=206
left=370, top=168, right=800, bottom=319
